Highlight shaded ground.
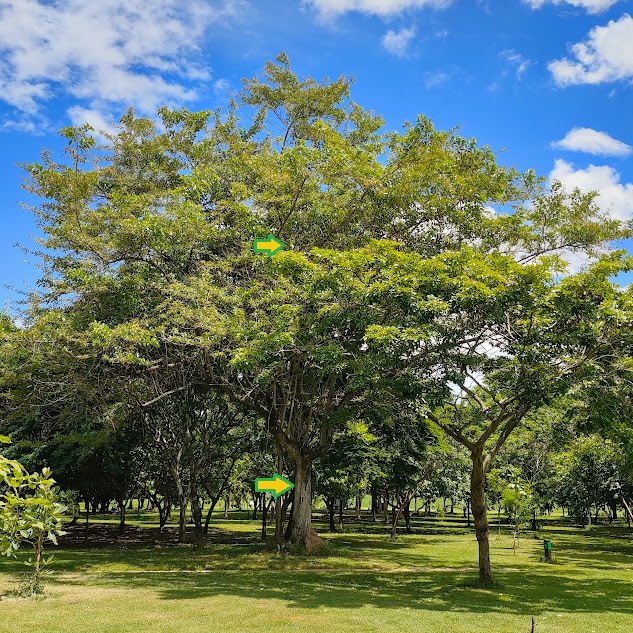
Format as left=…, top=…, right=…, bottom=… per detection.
left=1, top=510, right=632, bottom=632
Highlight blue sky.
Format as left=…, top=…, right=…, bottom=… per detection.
left=1, top=0, right=632, bottom=309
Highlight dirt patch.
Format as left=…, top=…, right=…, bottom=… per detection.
left=306, top=528, right=326, bottom=553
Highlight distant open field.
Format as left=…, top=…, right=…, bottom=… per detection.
left=1, top=510, right=632, bottom=633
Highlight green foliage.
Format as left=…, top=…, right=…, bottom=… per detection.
left=0, top=437, right=67, bottom=595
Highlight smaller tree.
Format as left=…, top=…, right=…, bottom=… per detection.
left=501, top=479, right=533, bottom=552
left=0, top=436, right=67, bottom=595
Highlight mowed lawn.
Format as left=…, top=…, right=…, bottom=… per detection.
left=1, top=512, right=633, bottom=633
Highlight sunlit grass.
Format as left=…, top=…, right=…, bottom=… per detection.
left=1, top=509, right=631, bottom=632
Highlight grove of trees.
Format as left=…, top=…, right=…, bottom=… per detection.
left=2, top=54, right=633, bottom=585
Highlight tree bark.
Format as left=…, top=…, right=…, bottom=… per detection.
left=471, top=448, right=493, bottom=584
left=404, top=499, right=412, bottom=533
left=328, top=498, right=336, bottom=532
left=118, top=499, right=126, bottom=536
left=285, top=455, right=313, bottom=547
left=355, top=495, right=362, bottom=521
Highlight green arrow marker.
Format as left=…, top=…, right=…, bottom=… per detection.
left=254, top=473, right=294, bottom=498
left=253, top=234, right=285, bottom=257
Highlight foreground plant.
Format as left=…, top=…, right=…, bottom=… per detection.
left=0, top=436, right=67, bottom=596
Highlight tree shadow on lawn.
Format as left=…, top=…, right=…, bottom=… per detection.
left=63, top=567, right=633, bottom=616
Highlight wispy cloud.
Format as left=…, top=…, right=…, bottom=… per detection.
left=523, top=0, right=619, bottom=13
left=552, top=128, right=632, bottom=157
left=382, top=26, right=416, bottom=57
left=548, top=14, right=633, bottom=85
left=0, top=0, right=243, bottom=125
left=502, top=49, right=532, bottom=79
left=304, top=0, right=452, bottom=19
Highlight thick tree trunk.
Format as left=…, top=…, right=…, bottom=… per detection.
left=191, top=494, right=204, bottom=547
left=471, top=448, right=493, bottom=584
left=285, top=456, right=313, bottom=547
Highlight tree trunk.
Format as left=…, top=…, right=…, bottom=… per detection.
left=178, top=497, right=189, bottom=543
left=252, top=493, right=259, bottom=520
left=118, top=499, right=126, bottom=536
left=471, top=448, right=493, bottom=585
left=355, top=495, right=362, bottom=521
left=84, top=498, right=90, bottom=541
left=203, top=497, right=220, bottom=535
left=328, top=498, right=336, bottom=532
left=404, top=499, right=412, bottom=533
left=371, top=487, right=378, bottom=522
left=224, top=493, right=230, bottom=519
left=338, top=499, right=343, bottom=527
left=285, top=455, right=314, bottom=547
left=261, top=497, right=271, bottom=541
left=191, top=494, right=204, bottom=548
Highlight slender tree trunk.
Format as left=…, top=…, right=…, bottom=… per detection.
left=285, top=455, right=314, bottom=547
left=178, top=498, right=189, bottom=542
left=275, top=446, right=285, bottom=546
left=84, top=498, right=90, bottom=541
left=261, top=497, right=269, bottom=541
left=118, top=499, right=126, bottom=536
left=224, top=493, right=230, bottom=519
left=33, top=531, right=44, bottom=590
left=338, top=499, right=343, bottom=527
left=355, top=495, right=362, bottom=521
left=203, top=497, right=220, bottom=535
left=252, top=493, right=259, bottom=520
left=328, top=499, right=336, bottom=533
left=404, top=499, right=412, bottom=533
left=471, top=448, right=493, bottom=584
left=497, top=498, right=501, bottom=537
left=371, top=487, right=378, bottom=522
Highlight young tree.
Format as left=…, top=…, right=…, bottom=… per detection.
left=0, top=436, right=67, bottom=594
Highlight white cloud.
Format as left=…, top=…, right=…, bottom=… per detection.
left=0, top=0, right=240, bottom=120
left=549, top=159, right=633, bottom=221
left=548, top=14, right=633, bottom=85
left=552, top=127, right=632, bottom=157
left=67, top=106, right=119, bottom=141
left=382, top=26, right=416, bottom=57
left=523, top=0, right=619, bottom=13
left=304, top=0, right=452, bottom=18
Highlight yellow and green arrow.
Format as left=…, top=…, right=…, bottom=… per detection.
left=254, top=473, right=294, bottom=498
left=253, top=233, right=285, bottom=257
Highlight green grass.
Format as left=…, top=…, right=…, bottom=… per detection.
left=1, top=510, right=631, bottom=632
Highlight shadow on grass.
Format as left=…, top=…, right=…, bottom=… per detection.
left=55, top=567, right=633, bottom=616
